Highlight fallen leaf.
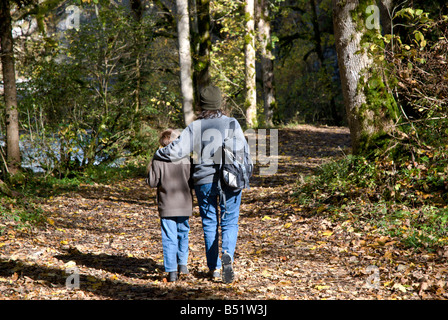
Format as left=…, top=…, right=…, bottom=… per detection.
left=321, top=230, right=333, bottom=237
left=393, top=283, right=407, bottom=293
left=64, top=261, right=77, bottom=268
left=420, top=282, right=429, bottom=291
left=277, top=280, right=292, bottom=286
left=315, top=285, right=330, bottom=290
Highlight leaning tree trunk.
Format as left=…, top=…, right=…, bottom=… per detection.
left=332, top=0, right=398, bottom=154
left=176, top=0, right=195, bottom=125
left=256, top=0, right=276, bottom=127
left=0, top=0, right=21, bottom=175
left=245, top=0, right=257, bottom=127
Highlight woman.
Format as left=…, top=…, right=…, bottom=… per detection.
left=153, top=85, right=251, bottom=283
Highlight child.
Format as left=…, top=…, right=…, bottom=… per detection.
left=146, top=129, right=193, bottom=282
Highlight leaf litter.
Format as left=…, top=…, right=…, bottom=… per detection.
left=1, top=124, right=447, bottom=300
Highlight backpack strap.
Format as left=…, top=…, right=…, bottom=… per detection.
left=217, top=175, right=227, bottom=217
left=217, top=140, right=227, bottom=216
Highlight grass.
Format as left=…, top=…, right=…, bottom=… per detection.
left=0, top=197, right=45, bottom=234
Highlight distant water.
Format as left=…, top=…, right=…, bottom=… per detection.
left=1, top=134, right=126, bottom=173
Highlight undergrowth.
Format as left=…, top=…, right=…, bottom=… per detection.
left=296, top=150, right=448, bottom=251
left=296, top=12, right=448, bottom=251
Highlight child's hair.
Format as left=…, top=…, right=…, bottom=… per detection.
left=159, top=129, right=180, bottom=147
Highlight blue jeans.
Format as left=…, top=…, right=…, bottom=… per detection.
left=194, top=183, right=242, bottom=271
left=160, top=217, right=190, bottom=272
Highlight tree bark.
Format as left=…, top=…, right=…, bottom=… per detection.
left=256, top=0, right=275, bottom=127
left=192, top=0, right=211, bottom=101
left=245, top=0, right=257, bottom=127
left=130, top=0, right=143, bottom=118
left=0, top=0, right=21, bottom=174
left=332, top=0, right=397, bottom=154
left=310, top=0, right=324, bottom=64
left=176, top=0, right=195, bottom=125
left=378, top=0, right=393, bottom=35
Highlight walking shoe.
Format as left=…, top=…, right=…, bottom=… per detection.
left=167, top=271, right=178, bottom=282
left=222, top=252, right=234, bottom=283
left=209, top=269, right=221, bottom=280
left=178, top=265, right=189, bottom=275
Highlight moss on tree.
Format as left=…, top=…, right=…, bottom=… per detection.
left=350, top=0, right=399, bottom=155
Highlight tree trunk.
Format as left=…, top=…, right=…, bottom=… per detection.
left=378, top=0, right=393, bottom=35
left=176, top=0, right=195, bottom=125
left=310, top=0, right=324, bottom=64
left=130, top=0, right=143, bottom=119
left=130, top=0, right=143, bottom=21
left=332, top=0, right=398, bottom=154
left=311, top=0, right=341, bottom=126
left=0, top=0, right=21, bottom=175
left=245, top=0, right=257, bottom=127
left=192, top=0, right=211, bottom=100
left=256, top=0, right=275, bottom=127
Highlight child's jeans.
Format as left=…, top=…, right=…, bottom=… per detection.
left=160, top=216, right=190, bottom=272
left=194, top=182, right=242, bottom=271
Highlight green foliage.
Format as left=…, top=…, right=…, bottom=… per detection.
left=78, top=160, right=146, bottom=185
left=296, top=150, right=448, bottom=250
left=16, top=2, right=177, bottom=176
left=0, top=196, right=45, bottom=234
left=389, top=14, right=448, bottom=154
left=274, top=0, right=344, bottom=125
left=210, top=0, right=246, bottom=115
left=297, top=4, right=448, bottom=247
left=126, top=123, right=159, bottom=159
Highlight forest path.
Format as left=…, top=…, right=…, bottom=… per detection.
left=0, top=124, right=443, bottom=300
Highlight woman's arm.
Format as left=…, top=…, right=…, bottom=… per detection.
left=153, top=125, right=194, bottom=162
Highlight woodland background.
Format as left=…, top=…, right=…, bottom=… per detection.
left=1, top=0, right=448, bottom=300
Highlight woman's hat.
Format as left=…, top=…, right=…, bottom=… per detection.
left=200, top=85, right=222, bottom=110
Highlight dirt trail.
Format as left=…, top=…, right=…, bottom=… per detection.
left=0, top=125, right=444, bottom=300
